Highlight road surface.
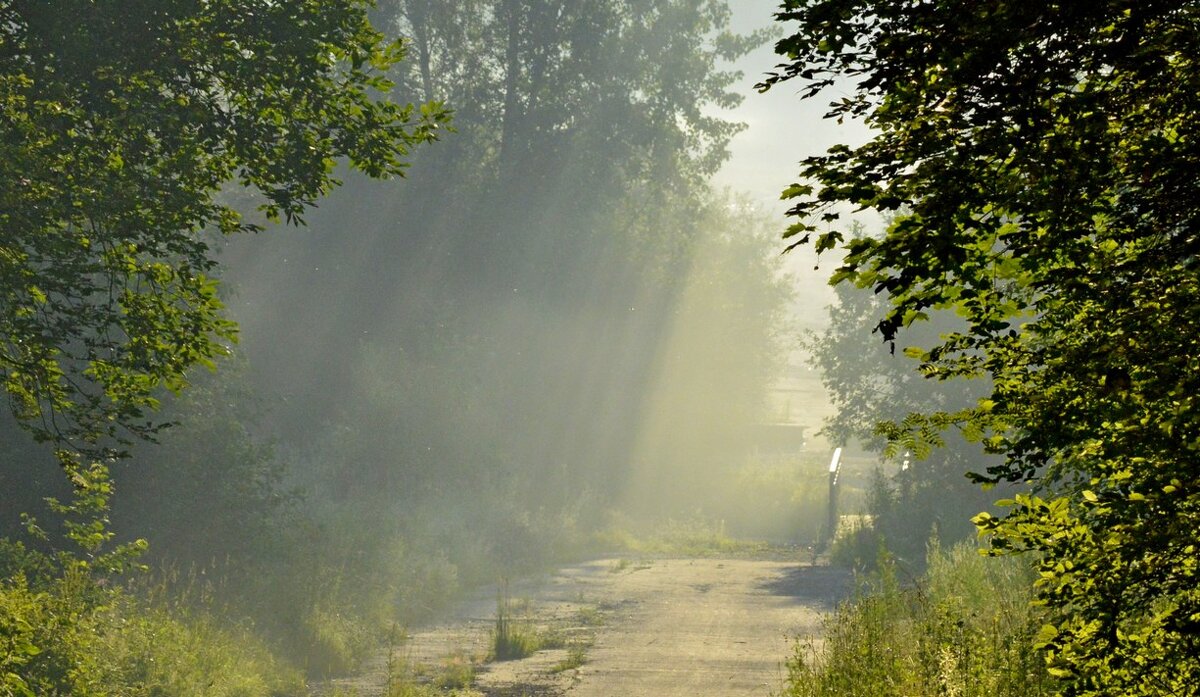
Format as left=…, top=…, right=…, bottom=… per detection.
left=320, top=556, right=850, bottom=696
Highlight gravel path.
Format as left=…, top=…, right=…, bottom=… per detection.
left=317, top=556, right=850, bottom=697
left=565, top=558, right=847, bottom=697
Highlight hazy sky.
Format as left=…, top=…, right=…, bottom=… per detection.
left=715, top=0, right=873, bottom=215
left=710, top=0, right=881, bottom=443
left=704, top=0, right=877, bottom=350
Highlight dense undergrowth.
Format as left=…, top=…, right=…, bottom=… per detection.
left=781, top=541, right=1052, bottom=697
left=0, top=551, right=304, bottom=697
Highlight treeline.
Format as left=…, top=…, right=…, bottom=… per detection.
left=221, top=0, right=778, bottom=513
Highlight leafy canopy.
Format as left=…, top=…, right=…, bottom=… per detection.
left=763, top=2, right=1200, bottom=695
left=0, top=1, right=447, bottom=466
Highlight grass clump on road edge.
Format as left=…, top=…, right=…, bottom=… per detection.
left=490, top=590, right=540, bottom=661
left=576, top=605, right=606, bottom=626
left=377, top=644, right=480, bottom=697
left=432, top=650, right=477, bottom=689
left=780, top=540, right=1053, bottom=697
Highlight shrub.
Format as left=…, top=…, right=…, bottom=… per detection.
left=1, top=563, right=304, bottom=697
left=781, top=541, right=1052, bottom=697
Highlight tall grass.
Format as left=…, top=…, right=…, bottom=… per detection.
left=781, top=541, right=1052, bottom=697
left=490, top=588, right=542, bottom=661
left=0, top=563, right=304, bottom=697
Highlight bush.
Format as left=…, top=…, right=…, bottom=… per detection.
left=709, top=460, right=829, bottom=542
left=1, top=562, right=304, bottom=697
left=782, top=541, right=1052, bottom=697
left=0, top=575, right=46, bottom=697
left=828, top=517, right=880, bottom=572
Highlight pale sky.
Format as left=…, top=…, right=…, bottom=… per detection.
left=709, top=0, right=883, bottom=349
left=709, top=1, right=883, bottom=444
left=715, top=0, right=874, bottom=216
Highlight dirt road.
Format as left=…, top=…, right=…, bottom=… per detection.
left=562, top=557, right=848, bottom=697
left=322, top=556, right=850, bottom=697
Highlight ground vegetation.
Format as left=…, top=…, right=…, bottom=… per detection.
left=783, top=541, right=1052, bottom=697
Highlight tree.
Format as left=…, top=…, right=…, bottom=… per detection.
left=0, top=0, right=447, bottom=553
left=806, top=281, right=1000, bottom=566
left=762, top=2, right=1200, bottom=695
left=224, top=0, right=767, bottom=516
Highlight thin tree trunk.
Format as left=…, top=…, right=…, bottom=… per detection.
left=404, top=0, right=436, bottom=103
left=500, top=0, right=522, bottom=165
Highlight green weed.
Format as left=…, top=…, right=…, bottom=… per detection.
left=491, top=590, right=541, bottom=661
left=550, top=644, right=589, bottom=673
left=386, top=681, right=442, bottom=697
left=779, top=541, right=1052, bottom=697
left=575, top=605, right=605, bottom=626
left=433, top=650, right=476, bottom=689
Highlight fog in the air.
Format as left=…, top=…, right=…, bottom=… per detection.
left=0, top=0, right=899, bottom=679
left=209, top=0, right=873, bottom=551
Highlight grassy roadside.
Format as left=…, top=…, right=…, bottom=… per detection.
left=780, top=541, right=1052, bottom=697
left=592, top=514, right=774, bottom=558
left=0, top=560, right=305, bottom=697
